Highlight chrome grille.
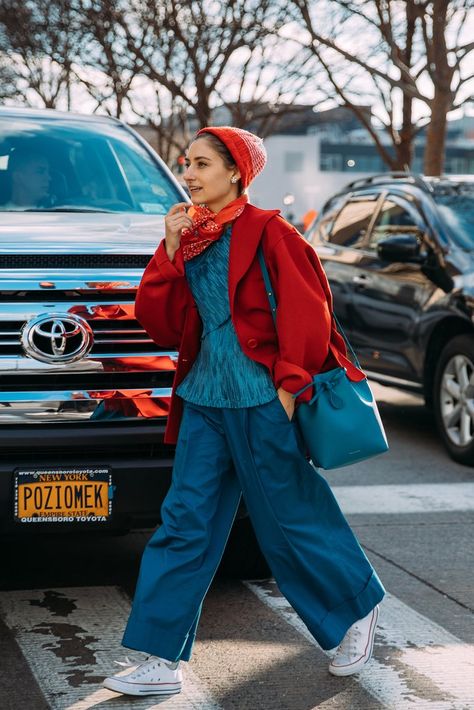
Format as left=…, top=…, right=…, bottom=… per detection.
left=0, top=319, right=160, bottom=356
left=91, top=319, right=157, bottom=354
left=0, top=321, right=23, bottom=355
left=0, top=267, right=176, bottom=425
left=0, top=254, right=151, bottom=269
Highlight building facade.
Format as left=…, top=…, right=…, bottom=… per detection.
left=134, top=105, right=474, bottom=225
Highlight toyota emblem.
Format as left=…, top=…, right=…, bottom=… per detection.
left=21, top=313, right=93, bottom=364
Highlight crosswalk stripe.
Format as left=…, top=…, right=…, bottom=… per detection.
left=0, top=586, right=222, bottom=710
left=329, top=482, right=474, bottom=514
left=2, top=580, right=473, bottom=709
left=246, top=580, right=474, bottom=710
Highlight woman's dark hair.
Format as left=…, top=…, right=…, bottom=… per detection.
left=193, top=132, right=244, bottom=194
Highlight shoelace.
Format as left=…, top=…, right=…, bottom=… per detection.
left=113, top=655, right=178, bottom=676
left=113, top=656, right=162, bottom=677
left=334, top=625, right=363, bottom=659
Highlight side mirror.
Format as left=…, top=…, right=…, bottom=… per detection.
left=377, top=233, right=421, bottom=263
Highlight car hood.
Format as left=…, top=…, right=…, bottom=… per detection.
left=0, top=212, right=165, bottom=254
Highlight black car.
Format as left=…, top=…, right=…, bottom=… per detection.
left=306, top=172, right=474, bottom=465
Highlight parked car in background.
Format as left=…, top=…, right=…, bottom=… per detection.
left=0, top=107, right=269, bottom=578
left=306, top=172, right=474, bottom=466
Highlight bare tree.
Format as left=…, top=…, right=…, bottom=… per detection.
left=290, top=0, right=474, bottom=175
left=79, top=0, right=327, bottom=159
left=421, top=0, right=474, bottom=174
left=212, top=36, right=328, bottom=136
left=128, top=83, right=194, bottom=164
left=0, top=50, right=19, bottom=102
left=105, top=0, right=310, bottom=130
left=0, top=0, right=83, bottom=109
left=74, top=0, right=144, bottom=118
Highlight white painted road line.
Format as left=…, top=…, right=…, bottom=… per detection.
left=246, top=580, right=474, bottom=710
left=330, top=482, right=474, bottom=514
left=2, top=581, right=473, bottom=708
left=0, top=586, right=222, bottom=710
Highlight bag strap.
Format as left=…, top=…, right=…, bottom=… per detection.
left=331, top=313, right=361, bottom=369
left=257, top=245, right=277, bottom=325
left=257, top=244, right=362, bottom=370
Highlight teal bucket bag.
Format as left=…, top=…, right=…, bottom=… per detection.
left=258, top=246, right=388, bottom=470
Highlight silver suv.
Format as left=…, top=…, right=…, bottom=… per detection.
left=0, top=106, right=187, bottom=533
left=0, top=108, right=269, bottom=578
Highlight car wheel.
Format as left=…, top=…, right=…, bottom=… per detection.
left=434, top=334, right=474, bottom=465
left=218, top=516, right=271, bottom=580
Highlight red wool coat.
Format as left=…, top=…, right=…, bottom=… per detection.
left=135, top=203, right=364, bottom=444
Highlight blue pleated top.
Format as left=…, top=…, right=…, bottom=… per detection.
left=176, top=225, right=277, bottom=408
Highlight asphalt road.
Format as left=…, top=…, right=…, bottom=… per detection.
left=1, top=383, right=473, bottom=710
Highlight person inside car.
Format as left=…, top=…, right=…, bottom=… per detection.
left=1, top=148, right=51, bottom=209
left=103, top=126, right=386, bottom=697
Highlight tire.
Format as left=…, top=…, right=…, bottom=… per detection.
left=218, top=516, right=271, bottom=580
left=433, top=334, right=474, bottom=465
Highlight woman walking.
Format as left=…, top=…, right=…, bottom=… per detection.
left=103, top=126, right=385, bottom=697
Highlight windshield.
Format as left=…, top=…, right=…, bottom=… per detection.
left=0, top=115, right=182, bottom=214
left=433, top=188, right=474, bottom=250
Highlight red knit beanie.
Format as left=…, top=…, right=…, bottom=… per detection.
left=196, top=126, right=267, bottom=188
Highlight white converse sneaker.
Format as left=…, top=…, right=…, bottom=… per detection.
left=328, top=604, right=379, bottom=677
left=103, top=655, right=182, bottom=696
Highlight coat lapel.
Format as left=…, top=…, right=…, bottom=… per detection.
left=228, top=204, right=280, bottom=314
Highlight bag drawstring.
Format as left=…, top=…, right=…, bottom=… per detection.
left=294, top=369, right=345, bottom=409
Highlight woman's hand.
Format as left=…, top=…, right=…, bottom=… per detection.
left=165, top=202, right=193, bottom=260
left=277, top=387, right=296, bottom=421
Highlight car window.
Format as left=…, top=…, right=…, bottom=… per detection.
left=328, top=199, right=377, bottom=249
left=0, top=116, right=182, bottom=213
left=310, top=212, right=335, bottom=243
left=305, top=194, right=345, bottom=245
left=369, top=199, right=422, bottom=250
left=433, top=190, right=474, bottom=251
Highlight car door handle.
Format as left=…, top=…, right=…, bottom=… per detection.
left=352, top=275, right=371, bottom=285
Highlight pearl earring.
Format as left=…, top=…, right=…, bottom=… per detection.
left=231, top=176, right=238, bottom=183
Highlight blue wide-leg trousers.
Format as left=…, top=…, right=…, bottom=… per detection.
left=122, top=397, right=385, bottom=661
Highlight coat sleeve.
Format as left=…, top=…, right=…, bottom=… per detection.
left=134, top=240, right=190, bottom=349
left=267, top=229, right=334, bottom=402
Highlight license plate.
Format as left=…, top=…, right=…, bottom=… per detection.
left=14, top=467, right=113, bottom=523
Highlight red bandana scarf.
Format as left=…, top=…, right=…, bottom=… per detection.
left=180, top=194, right=249, bottom=261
